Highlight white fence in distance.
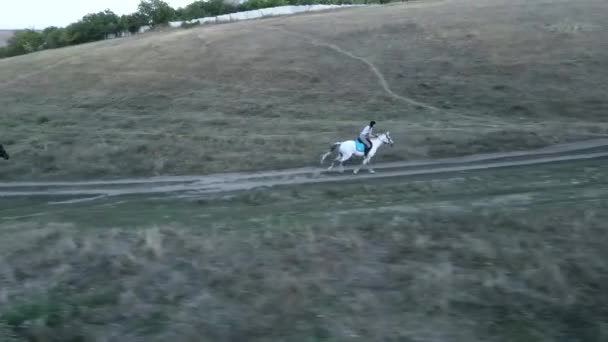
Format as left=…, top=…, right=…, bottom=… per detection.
left=168, top=4, right=367, bottom=28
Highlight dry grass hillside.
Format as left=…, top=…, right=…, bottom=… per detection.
left=2, top=159, right=608, bottom=341
left=1, top=0, right=607, bottom=180
left=2, top=1, right=608, bottom=340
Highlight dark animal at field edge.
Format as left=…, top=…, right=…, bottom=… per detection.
left=0, top=144, right=9, bottom=160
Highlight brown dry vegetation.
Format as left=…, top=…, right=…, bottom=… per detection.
left=1, top=200, right=607, bottom=342
left=1, top=159, right=608, bottom=341
left=1, top=0, right=607, bottom=180
left=1, top=0, right=608, bottom=341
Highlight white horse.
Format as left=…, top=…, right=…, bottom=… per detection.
left=320, top=132, right=394, bottom=174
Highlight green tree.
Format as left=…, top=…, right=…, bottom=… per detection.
left=179, top=1, right=207, bottom=20
left=63, top=9, right=121, bottom=44
left=82, top=9, right=121, bottom=39
left=137, top=0, right=176, bottom=26
left=205, top=0, right=238, bottom=16
left=41, top=26, right=66, bottom=49
left=241, top=0, right=288, bottom=10
left=174, top=7, right=185, bottom=20
left=120, top=13, right=148, bottom=33
left=5, top=30, right=44, bottom=55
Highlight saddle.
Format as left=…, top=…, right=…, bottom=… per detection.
left=356, top=138, right=371, bottom=154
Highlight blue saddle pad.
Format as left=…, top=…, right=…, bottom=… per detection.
left=355, top=139, right=366, bottom=152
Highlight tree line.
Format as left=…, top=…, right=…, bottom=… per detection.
left=0, top=0, right=390, bottom=59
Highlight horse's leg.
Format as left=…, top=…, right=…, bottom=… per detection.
left=339, top=153, right=352, bottom=173
left=354, top=155, right=373, bottom=174
left=328, top=158, right=336, bottom=171
left=353, top=157, right=365, bottom=174
left=320, top=152, right=331, bottom=165
left=367, top=157, right=375, bottom=173
left=328, top=153, right=341, bottom=171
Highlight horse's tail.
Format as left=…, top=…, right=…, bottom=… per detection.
left=320, top=142, right=341, bottom=164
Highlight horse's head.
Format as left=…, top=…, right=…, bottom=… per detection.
left=0, top=144, right=8, bottom=160
left=379, top=132, right=394, bottom=147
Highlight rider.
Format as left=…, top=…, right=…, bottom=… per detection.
left=359, top=121, right=376, bottom=156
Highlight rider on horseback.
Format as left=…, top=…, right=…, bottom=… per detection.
left=359, top=121, right=376, bottom=156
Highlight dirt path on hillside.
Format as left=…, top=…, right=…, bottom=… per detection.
left=273, top=27, right=436, bottom=110
left=270, top=26, right=507, bottom=127
left=1, top=139, right=607, bottom=203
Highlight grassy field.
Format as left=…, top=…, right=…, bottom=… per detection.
left=1, top=0, right=607, bottom=180
left=1, top=158, right=608, bottom=341
left=2, top=0, right=608, bottom=341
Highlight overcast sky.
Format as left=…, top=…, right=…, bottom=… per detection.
left=0, top=0, right=196, bottom=29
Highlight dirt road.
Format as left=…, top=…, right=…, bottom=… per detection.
left=1, top=139, right=607, bottom=203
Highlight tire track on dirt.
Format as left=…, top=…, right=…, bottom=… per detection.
left=1, top=139, right=607, bottom=201
left=271, top=26, right=502, bottom=126
left=280, top=28, right=433, bottom=110
left=272, top=26, right=435, bottom=109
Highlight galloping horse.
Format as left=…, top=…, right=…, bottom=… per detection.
left=320, top=132, right=393, bottom=174
left=0, top=144, right=8, bottom=160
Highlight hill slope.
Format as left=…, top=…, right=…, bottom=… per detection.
left=1, top=0, right=607, bottom=180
